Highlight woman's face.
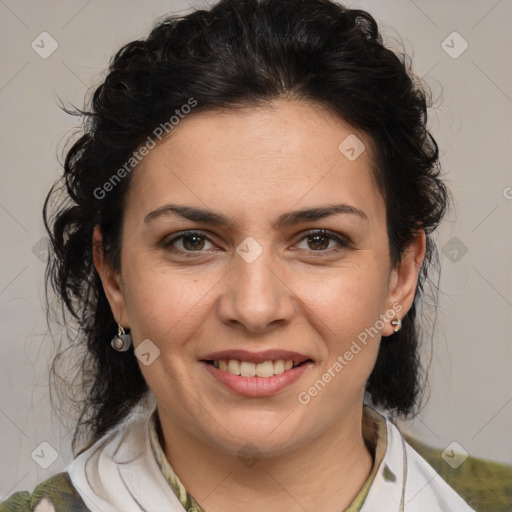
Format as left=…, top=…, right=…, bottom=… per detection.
left=95, top=99, right=424, bottom=457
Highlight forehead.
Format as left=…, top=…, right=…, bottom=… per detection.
left=125, top=99, right=385, bottom=229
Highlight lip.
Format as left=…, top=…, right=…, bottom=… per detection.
left=201, top=358, right=313, bottom=397
left=200, top=349, right=311, bottom=365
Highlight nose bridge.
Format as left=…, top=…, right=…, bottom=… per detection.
left=219, top=236, right=294, bottom=332
left=237, top=243, right=278, bottom=294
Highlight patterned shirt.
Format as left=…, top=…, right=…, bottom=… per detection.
left=2, top=404, right=503, bottom=511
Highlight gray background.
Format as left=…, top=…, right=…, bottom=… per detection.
left=1, top=0, right=511, bottom=498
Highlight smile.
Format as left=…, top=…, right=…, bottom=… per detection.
left=201, top=356, right=313, bottom=397
left=208, top=359, right=300, bottom=377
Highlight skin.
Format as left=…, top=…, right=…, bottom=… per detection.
left=93, top=98, right=426, bottom=512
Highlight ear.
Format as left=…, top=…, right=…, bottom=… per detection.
left=381, top=230, right=426, bottom=337
left=92, top=225, right=130, bottom=328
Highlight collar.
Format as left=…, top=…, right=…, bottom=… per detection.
left=148, top=403, right=390, bottom=512
left=67, top=394, right=475, bottom=511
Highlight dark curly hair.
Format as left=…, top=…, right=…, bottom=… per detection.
left=43, top=0, right=449, bottom=453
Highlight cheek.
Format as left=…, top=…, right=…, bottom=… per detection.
left=121, top=257, right=213, bottom=346
left=292, top=260, right=388, bottom=324
left=292, top=263, right=388, bottom=369
left=120, top=242, right=390, bottom=354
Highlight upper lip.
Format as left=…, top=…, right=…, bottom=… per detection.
left=201, top=349, right=312, bottom=365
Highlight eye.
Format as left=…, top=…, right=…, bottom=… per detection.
left=163, top=230, right=215, bottom=253
left=162, top=229, right=350, bottom=256
left=294, top=229, right=350, bottom=253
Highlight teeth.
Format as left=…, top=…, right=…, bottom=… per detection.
left=255, top=361, right=274, bottom=377
left=212, top=359, right=299, bottom=377
left=227, top=359, right=241, bottom=375
left=240, top=361, right=256, bottom=377
left=273, top=360, right=284, bottom=374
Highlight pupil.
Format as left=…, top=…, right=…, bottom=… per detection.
left=310, top=235, right=328, bottom=250
left=185, top=235, right=204, bottom=250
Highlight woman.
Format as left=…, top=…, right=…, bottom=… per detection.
left=1, top=0, right=477, bottom=510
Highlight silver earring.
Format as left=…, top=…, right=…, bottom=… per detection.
left=390, top=317, right=402, bottom=332
left=111, top=324, right=132, bottom=352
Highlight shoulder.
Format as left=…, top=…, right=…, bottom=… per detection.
left=401, top=436, right=477, bottom=511
left=360, top=408, right=476, bottom=511
left=0, top=472, right=90, bottom=512
left=404, top=433, right=512, bottom=512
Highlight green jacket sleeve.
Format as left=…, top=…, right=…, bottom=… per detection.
left=0, top=472, right=90, bottom=512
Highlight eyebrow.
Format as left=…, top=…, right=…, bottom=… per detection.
left=144, top=203, right=368, bottom=228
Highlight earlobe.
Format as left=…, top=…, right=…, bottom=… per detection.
left=92, top=225, right=129, bottom=327
left=382, top=230, right=426, bottom=337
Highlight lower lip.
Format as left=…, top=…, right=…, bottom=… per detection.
left=201, top=361, right=312, bottom=397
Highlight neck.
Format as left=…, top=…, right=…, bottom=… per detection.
left=157, top=404, right=375, bottom=512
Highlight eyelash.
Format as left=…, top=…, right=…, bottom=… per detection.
left=162, top=229, right=350, bottom=256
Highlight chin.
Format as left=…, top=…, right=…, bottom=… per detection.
left=200, top=411, right=310, bottom=458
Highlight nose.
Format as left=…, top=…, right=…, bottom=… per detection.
left=217, top=245, right=295, bottom=334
